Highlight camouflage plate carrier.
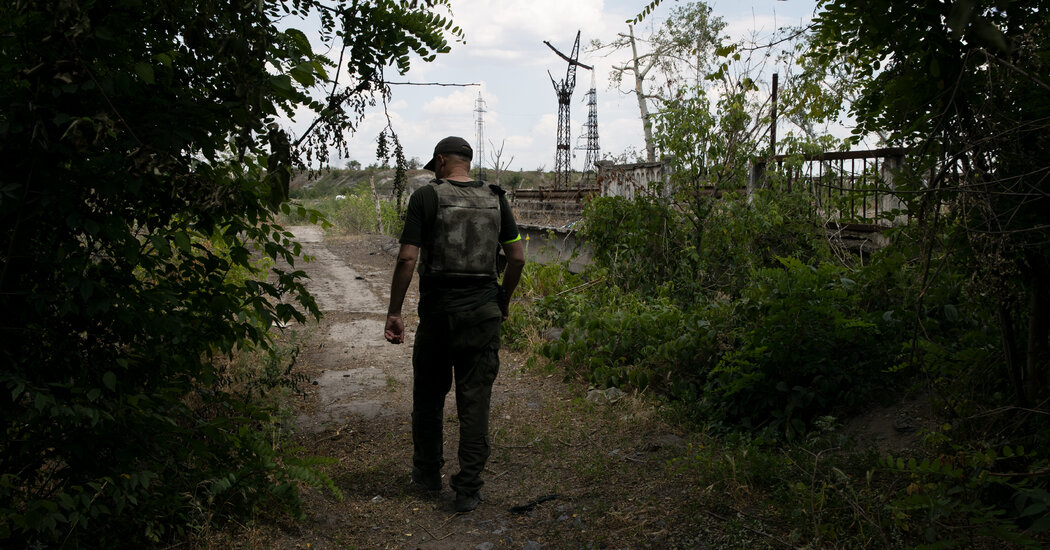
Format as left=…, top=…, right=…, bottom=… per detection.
left=418, top=179, right=502, bottom=280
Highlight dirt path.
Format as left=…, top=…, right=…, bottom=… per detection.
left=289, top=225, right=410, bottom=428
left=225, top=227, right=774, bottom=550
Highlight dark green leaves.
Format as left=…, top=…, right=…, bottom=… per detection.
left=102, top=372, right=116, bottom=392
left=628, top=0, right=664, bottom=24
left=133, top=62, right=154, bottom=84
left=289, top=62, right=316, bottom=87
left=171, top=230, right=191, bottom=254
left=149, top=235, right=171, bottom=259
left=0, top=0, right=458, bottom=545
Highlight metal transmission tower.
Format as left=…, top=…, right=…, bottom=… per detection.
left=544, top=31, right=592, bottom=189
left=473, top=91, right=486, bottom=179
left=575, top=70, right=600, bottom=177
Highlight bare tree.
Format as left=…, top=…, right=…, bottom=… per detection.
left=488, top=139, right=515, bottom=187
left=590, top=1, right=725, bottom=161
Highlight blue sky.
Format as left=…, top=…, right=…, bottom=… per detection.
left=290, top=0, right=821, bottom=172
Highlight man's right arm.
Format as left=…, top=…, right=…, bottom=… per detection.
left=385, top=243, right=419, bottom=344
left=499, top=240, right=525, bottom=321
left=385, top=185, right=433, bottom=344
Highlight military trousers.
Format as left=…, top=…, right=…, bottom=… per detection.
left=412, top=301, right=501, bottom=496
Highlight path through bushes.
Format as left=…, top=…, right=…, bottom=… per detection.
left=204, top=227, right=927, bottom=549
left=203, top=227, right=759, bottom=549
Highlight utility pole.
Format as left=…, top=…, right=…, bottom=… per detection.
left=545, top=31, right=593, bottom=189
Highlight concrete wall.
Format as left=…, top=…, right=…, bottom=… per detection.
left=595, top=160, right=672, bottom=200
left=518, top=223, right=592, bottom=273
left=511, top=160, right=677, bottom=272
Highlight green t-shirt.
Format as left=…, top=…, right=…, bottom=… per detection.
left=400, top=179, right=520, bottom=314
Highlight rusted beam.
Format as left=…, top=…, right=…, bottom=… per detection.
left=543, top=41, right=594, bottom=70
left=772, top=148, right=909, bottom=162
left=825, top=221, right=891, bottom=233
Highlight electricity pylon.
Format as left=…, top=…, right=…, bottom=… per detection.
left=545, top=31, right=593, bottom=189
left=474, top=91, right=486, bottom=179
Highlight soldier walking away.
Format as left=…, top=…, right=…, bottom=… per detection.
left=384, top=136, right=526, bottom=513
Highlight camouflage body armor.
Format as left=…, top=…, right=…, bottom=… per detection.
left=418, top=180, right=501, bottom=279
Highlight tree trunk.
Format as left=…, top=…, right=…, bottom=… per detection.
left=370, top=175, right=383, bottom=235
left=627, top=25, right=656, bottom=162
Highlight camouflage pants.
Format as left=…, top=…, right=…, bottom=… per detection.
left=412, top=301, right=501, bottom=495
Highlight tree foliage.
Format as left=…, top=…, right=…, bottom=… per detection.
left=0, top=0, right=458, bottom=545
left=591, top=1, right=726, bottom=161
left=516, top=1, right=1050, bottom=545
left=808, top=0, right=1050, bottom=406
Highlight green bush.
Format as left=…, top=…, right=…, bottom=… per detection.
left=883, top=443, right=1050, bottom=548
left=0, top=0, right=454, bottom=545
left=537, top=281, right=727, bottom=402
left=0, top=219, right=340, bottom=546
left=580, top=195, right=694, bottom=296
left=579, top=190, right=831, bottom=304
left=541, top=192, right=885, bottom=433
left=326, top=193, right=382, bottom=234
left=704, top=258, right=901, bottom=436
left=543, top=290, right=682, bottom=390
left=537, top=256, right=909, bottom=437
left=697, top=189, right=831, bottom=297
left=500, top=260, right=584, bottom=349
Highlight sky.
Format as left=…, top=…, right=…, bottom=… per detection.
left=290, top=0, right=821, bottom=172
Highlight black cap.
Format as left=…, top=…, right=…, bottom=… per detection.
left=423, top=136, right=473, bottom=171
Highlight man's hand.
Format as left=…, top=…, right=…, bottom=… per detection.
left=385, top=314, right=405, bottom=344
left=498, top=285, right=509, bottom=321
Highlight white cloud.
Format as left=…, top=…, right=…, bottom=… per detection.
left=530, top=113, right=557, bottom=139
left=423, top=88, right=477, bottom=117
left=297, top=0, right=824, bottom=173
left=506, top=135, right=534, bottom=151
left=600, top=116, right=647, bottom=160
left=466, top=48, right=529, bottom=62
left=451, top=0, right=608, bottom=51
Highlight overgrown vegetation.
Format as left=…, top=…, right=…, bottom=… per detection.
left=521, top=192, right=911, bottom=436
left=509, top=185, right=1047, bottom=547
left=503, top=1, right=1050, bottom=546
left=0, top=0, right=458, bottom=546
left=285, top=192, right=405, bottom=237
left=4, top=0, right=1045, bottom=546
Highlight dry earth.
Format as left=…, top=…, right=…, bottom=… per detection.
left=201, top=226, right=927, bottom=550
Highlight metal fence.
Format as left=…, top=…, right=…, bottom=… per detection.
left=750, top=148, right=910, bottom=229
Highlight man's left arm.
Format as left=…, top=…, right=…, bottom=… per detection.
left=499, top=240, right=525, bottom=321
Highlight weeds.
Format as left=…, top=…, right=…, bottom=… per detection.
left=508, top=188, right=1049, bottom=547
left=282, top=192, right=403, bottom=237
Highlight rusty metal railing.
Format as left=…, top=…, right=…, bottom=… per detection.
left=750, top=148, right=910, bottom=229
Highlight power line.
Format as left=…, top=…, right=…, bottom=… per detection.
left=382, top=81, right=481, bottom=86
